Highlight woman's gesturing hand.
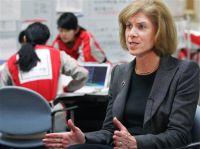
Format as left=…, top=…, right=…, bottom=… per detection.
left=43, top=119, right=85, bottom=149
left=113, top=117, right=137, bottom=149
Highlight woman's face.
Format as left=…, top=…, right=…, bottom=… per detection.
left=125, top=12, right=156, bottom=57
left=58, top=28, right=76, bottom=43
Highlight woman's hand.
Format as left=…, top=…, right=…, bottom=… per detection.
left=43, top=119, right=85, bottom=149
left=113, top=117, right=137, bottom=149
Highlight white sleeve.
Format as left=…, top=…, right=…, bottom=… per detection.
left=0, top=63, right=13, bottom=87
left=60, top=51, right=88, bottom=91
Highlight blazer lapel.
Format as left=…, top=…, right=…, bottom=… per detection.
left=144, top=56, right=179, bottom=124
left=113, top=61, right=134, bottom=121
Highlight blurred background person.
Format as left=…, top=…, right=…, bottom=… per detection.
left=52, top=12, right=110, bottom=63
left=0, top=22, right=88, bottom=132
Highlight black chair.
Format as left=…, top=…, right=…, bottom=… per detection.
left=177, top=105, right=200, bottom=149
left=0, top=86, right=77, bottom=148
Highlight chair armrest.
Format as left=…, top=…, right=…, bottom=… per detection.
left=51, top=105, right=78, bottom=132
left=176, top=142, right=200, bottom=149
left=51, top=105, right=78, bottom=116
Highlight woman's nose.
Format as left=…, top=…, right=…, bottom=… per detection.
left=129, top=27, right=138, bottom=37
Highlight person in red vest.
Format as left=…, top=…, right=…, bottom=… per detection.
left=0, top=22, right=88, bottom=131
left=52, top=12, right=109, bottom=63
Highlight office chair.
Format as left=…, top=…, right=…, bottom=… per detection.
left=177, top=105, right=200, bottom=149
left=0, top=86, right=77, bottom=148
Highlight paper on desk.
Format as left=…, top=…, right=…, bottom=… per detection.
left=74, top=86, right=97, bottom=94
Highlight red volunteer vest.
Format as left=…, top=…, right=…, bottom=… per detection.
left=52, top=29, right=105, bottom=62
left=7, top=45, right=61, bottom=102
left=52, top=34, right=80, bottom=60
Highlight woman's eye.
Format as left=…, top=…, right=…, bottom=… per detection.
left=138, top=24, right=146, bottom=29
left=125, top=24, right=132, bottom=29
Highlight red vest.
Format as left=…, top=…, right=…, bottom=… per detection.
left=52, top=29, right=105, bottom=62
left=7, top=45, right=61, bottom=102
left=53, top=35, right=80, bottom=60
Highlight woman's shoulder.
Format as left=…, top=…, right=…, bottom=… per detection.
left=35, top=45, right=61, bottom=55
left=111, top=61, right=133, bottom=74
left=161, top=55, right=199, bottom=74
left=79, top=28, right=93, bottom=39
left=179, top=59, right=200, bottom=73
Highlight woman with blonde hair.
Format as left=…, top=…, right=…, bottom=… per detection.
left=43, top=0, right=200, bottom=148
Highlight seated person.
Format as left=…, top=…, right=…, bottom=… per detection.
left=43, top=0, right=200, bottom=148
left=52, top=12, right=110, bottom=63
left=0, top=22, right=88, bottom=131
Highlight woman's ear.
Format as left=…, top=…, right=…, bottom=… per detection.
left=23, top=35, right=27, bottom=44
left=75, top=26, right=80, bottom=34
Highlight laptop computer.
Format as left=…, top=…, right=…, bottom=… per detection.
left=74, top=63, right=111, bottom=94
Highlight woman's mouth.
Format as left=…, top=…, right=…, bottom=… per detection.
left=129, top=42, right=139, bottom=47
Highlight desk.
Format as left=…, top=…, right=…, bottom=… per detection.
left=56, top=93, right=108, bottom=132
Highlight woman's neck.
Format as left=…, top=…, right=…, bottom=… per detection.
left=135, top=52, right=160, bottom=75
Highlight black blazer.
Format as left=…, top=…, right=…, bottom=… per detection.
left=85, top=55, right=200, bottom=149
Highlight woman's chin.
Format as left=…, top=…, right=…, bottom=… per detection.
left=128, top=49, right=138, bottom=56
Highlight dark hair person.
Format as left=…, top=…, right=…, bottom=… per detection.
left=16, top=22, right=49, bottom=72
left=0, top=22, right=88, bottom=102
left=52, top=12, right=110, bottom=63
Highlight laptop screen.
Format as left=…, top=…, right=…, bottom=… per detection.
left=81, top=63, right=111, bottom=88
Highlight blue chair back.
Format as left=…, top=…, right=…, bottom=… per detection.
left=0, top=86, right=52, bottom=148
left=177, top=105, right=200, bottom=149
left=192, top=105, right=200, bottom=142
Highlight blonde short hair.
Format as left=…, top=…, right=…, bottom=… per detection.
left=118, top=0, right=177, bottom=56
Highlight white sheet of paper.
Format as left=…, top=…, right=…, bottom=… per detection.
left=56, top=0, right=82, bottom=12
left=0, top=0, right=21, bottom=20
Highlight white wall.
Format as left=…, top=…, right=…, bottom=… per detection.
left=1, top=0, right=199, bottom=64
